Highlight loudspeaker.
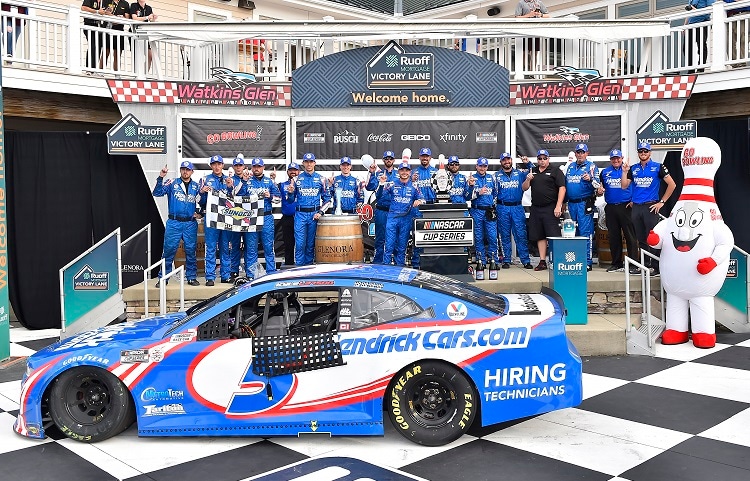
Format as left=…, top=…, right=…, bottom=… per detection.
left=238, top=0, right=256, bottom=9
left=487, top=6, right=501, bottom=16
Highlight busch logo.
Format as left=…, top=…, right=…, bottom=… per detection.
left=334, top=130, right=359, bottom=143
left=367, top=133, right=393, bottom=142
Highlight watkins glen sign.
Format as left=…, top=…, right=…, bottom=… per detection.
left=107, top=68, right=291, bottom=106
left=509, top=66, right=696, bottom=105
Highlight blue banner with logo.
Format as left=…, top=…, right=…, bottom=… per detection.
left=62, top=235, right=120, bottom=329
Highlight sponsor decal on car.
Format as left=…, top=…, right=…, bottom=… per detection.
left=121, top=349, right=149, bottom=363
left=141, top=387, right=185, bottom=402
left=62, top=354, right=111, bottom=367
left=353, top=281, right=383, bottom=289
left=143, top=403, right=187, bottom=416
left=446, top=302, right=468, bottom=321
left=55, top=323, right=134, bottom=351
left=483, top=363, right=567, bottom=401
left=275, top=280, right=335, bottom=287
left=170, top=330, right=196, bottom=343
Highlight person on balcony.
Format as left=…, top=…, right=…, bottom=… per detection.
left=684, top=0, right=715, bottom=73
left=1, top=2, right=28, bottom=60
left=101, top=0, right=130, bottom=72
left=130, top=0, right=157, bottom=73
left=726, top=0, right=750, bottom=66
left=515, top=0, right=550, bottom=75
left=80, top=0, right=105, bottom=70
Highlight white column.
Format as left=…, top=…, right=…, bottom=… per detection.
left=67, top=6, right=82, bottom=75
left=711, top=1, right=727, bottom=71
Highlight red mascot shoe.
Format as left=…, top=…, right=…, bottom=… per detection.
left=661, top=329, right=689, bottom=345
left=691, top=332, right=716, bottom=349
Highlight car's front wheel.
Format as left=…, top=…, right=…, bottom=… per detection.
left=49, top=366, right=135, bottom=442
left=387, top=361, right=477, bottom=446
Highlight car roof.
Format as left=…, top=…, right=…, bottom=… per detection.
left=250, top=263, right=419, bottom=286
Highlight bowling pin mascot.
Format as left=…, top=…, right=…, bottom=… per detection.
left=647, top=137, right=734, bottom=348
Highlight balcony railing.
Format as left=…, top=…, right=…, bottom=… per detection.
left=1, top=0, right=748, bottom=83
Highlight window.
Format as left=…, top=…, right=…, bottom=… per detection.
left=349, top=289, right=428, bottom=329
left=577, top=9, right=607, bottom=20
left=188, top=3, right=232, bottom=22
left=618, top=1, right=650, bottom=18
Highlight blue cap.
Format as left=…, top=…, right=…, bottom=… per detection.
left=251, top=157, right=264, bottom=167
left=209, top=154, right=224, bottom=164
left=180, top=161, right=194, bottom=170
left=500, top=152, right=512, bottom=160
left=287, top=162, right=300, bottom=170
left=419, top=147, right=432, bottom=156
left=233, top=156, right=245, bottom=166
left=536, top=149, right=550, bottom=157
left=447, top=155, right=460, bottom=164
left=302, top=153, right=316, bottom=161
left=575, top=143, right=589, bottom=153
left=638, top=141, right=651, bottom=151
left=476, top=157, right=489, bottom=166
left=398, top=161, right=411, bottom=170
left=340, top=156, right=352, bottom=165
left=383, top=150, right=395, bottom=159
left=609, top=149, right=623, bottom=158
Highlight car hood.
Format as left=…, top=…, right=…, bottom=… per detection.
left=31, top=313, right=188, bottom=363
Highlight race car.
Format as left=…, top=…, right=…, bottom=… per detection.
left=14, top=264, right=582, bottom=446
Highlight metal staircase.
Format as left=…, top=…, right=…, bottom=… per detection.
left=625, top=252, right=665, bottom=356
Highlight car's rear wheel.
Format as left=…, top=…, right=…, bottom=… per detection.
left=49, top=367, right=135, bottom=442
left=387, top=361, right=477, bottom=446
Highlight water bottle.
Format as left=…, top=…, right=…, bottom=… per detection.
left=475, top=262, right=485, bottom=280
left=562, top=211, right=576, bottom=238
left=489, top=261, right=498, bottom=280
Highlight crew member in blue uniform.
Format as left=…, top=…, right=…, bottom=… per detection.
left=378, top=161, right=424, bottom=266
left=620, top=141, right=676, bottom=275
left=286, top=153, right=331, bottom=265
left=469, top=156, right=499, bottom=268
left=152, top=161, right=201, bottom=287
left=366, top=150, right=398, bottom=264
left=495, top=153, right=533, bottom=269
left=199, top=155, right=233, bottom=286
left=240, top=157, right=281, bottom=276
left=330, top=156, right=364, bottom=214
left=446, top=155, right=471, bottom=205
left=565, top=143, right=600, bottom=271
left=278, top=162, right=299, bottom=266
left=598, top=149, right=639, bottom=273
left=228, top=154, right=248, bottom=280
left=410, top=147, right=437, bottom=268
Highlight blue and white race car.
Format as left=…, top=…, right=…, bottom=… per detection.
left=15, top=264, right=582, bottom=446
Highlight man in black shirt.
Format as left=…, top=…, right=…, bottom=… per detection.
left=101, top=0, right=130, bottom=71
left=522, top=149, right=566, bottom=270
left=80, top=0, right=104, bottom=69
left=130, top=0, right=158, bottom=72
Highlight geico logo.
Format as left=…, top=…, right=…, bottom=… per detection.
left=401, top=134, right=431, bottom=141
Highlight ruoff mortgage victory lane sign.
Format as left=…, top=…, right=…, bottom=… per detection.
left=636, top=110, right=697, bottom=151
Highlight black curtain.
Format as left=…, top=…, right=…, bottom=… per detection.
left=663, top=117, right=750, bottom=252
left=7, top=132, right=165, bottom=329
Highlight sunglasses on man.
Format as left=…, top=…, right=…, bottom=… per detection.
left=637, top=149, right=650, bottom=153
left=537, top=156, right=549, bottom=160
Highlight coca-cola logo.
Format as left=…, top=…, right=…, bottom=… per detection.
left=367, top=133, right=393, bottom=142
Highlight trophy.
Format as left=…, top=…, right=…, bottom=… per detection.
left=334, top=186, right=343, bottom=215
left=432, top=154, right=453, bottom=203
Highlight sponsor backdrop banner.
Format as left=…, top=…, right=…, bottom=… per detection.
left=121, top=229, right=149, bottom=289
left=62, top=235, right=119, bottom=329
left=182, top=119, right=286, bottom=160
left=515, top=116, right=620, bottom=158
left=296, top=120, right=505, bottom=161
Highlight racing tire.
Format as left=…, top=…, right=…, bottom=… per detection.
left=387, top=361, right=477, bottom=446
left=49, top=366, right=135, bottom=443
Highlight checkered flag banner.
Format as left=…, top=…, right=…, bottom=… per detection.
left=205, top=191, right=264, bottom=232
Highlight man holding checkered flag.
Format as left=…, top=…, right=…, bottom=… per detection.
left=199, top=155, right=233, bottom=285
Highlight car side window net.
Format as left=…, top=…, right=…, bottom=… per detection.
left=349, top=288, right=429, bottom=330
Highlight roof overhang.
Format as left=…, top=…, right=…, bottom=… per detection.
left=134, top=19, right=671, bottom=47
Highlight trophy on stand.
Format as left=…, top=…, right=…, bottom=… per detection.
left=334, top=187, right=343, bottom=215
left=432, top=154, right=453, bottom=203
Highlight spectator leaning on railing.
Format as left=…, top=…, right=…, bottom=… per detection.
left=80, top=0, right=105, bottom=70
left=101, top=0, right=130, bottom=72
left=130, top=0, right=157, bottom=73
left=684, top=0, right=715, bottom=73
left=1, top=2, right=28, bottom=60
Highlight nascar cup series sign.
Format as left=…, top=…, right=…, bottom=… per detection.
left=414, top=218, right=474, bottom=247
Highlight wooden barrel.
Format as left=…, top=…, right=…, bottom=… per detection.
left=595, top=226, right=624, bottom=264
left=315, top=215, right=364, bottom=263
left=175, top=221, right=206, bottom=274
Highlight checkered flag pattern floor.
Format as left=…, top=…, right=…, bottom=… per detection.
left=3, top=322, right=750, bottom=481
left=205, top=191, right=265, bottom=232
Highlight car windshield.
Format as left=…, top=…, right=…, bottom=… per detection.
left=411, top=270, right=506, bottom=314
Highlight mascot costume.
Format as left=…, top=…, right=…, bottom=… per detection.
left=647, top=137, right=734, bottom=349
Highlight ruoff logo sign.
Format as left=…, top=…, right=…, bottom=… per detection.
left=367, top=40, right=434, bottom=90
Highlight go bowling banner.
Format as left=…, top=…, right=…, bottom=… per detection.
left=296, top=119, right=505, bottom=161
left=516, top=116, right=621, bottom=158
left=182, top=118, right=287, bottom=161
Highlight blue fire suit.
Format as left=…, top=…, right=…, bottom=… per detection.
left=153, top=176, right=200, bottom=281
left=199, top=173, right=232, bottom=281
left=411, top=165, right=437, bottom=268
left=495, top=168, right=531, bottom=265
left=288, top=171, right=331, bottom=265
left=469, top=173, right=499, bottom=265
left=565, top=160, right=599, bottom=267
left=228, top=176, right=247, bottom=276
left=330, top=174, right=363, bottom=214
left=448, top=172, right=472, bottom=205
left=240, top=175, right=281, bottom=276
left=378, top=180, right=423, bottom=266
left=366, top=168, right=398, bottom=264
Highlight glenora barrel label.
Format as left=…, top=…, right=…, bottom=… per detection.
left=317, top=244, right=355, bottom=254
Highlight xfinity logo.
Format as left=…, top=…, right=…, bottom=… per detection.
left=334, top=130, right=359, bottom=143
left=440, top=133, right=466, bottom=143
left=401, top=134, right=430, bottom=141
